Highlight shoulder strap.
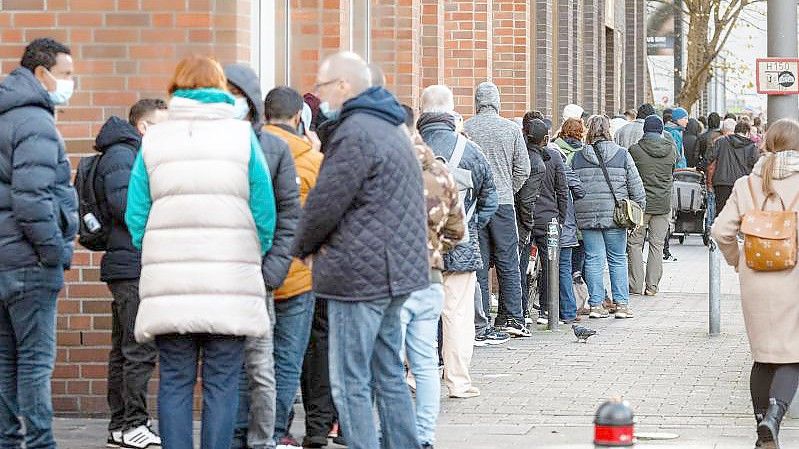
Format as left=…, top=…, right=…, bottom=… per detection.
left=592, top=144, right=620, bottom=206
left=448, top=135, right=467, bottom=169
left=749, top=176, right=789, bottom=211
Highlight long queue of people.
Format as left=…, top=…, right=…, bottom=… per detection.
left=1, top=36, right=795, bottom=449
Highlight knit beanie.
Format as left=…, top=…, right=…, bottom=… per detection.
left=671, top=107, right=688, bottom=121
left=562, top=104, right=584, bottom=121
left=643, top=115, right=664, bottom=134
left=636, top=103, right=656, bottom=120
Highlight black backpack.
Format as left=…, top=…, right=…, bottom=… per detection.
left=74, top=154, right=109, bottom=251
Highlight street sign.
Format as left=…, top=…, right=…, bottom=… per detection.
left=756, top=58, right=799, bottom=95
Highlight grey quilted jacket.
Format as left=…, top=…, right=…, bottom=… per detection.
left=293, top=87, right=429, bottom=301
left=570, top=141, right=646, bottom=230
left=418, top=113, right=498, bottom=273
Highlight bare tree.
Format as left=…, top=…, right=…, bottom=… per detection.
left=677, top=0, right=765, bottom=110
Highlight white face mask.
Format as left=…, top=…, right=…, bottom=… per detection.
left=233, top=96, right=250, bottom=120
left=48, top=78, right=74, bottom=105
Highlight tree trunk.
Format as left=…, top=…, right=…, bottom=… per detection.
left=678, top=7, right=711, bottom=111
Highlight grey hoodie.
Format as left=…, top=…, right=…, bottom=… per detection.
left=464, top=82, right=530, bottom=205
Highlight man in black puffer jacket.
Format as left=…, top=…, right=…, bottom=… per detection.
left=293, top=52, right=427, bottom=449
left=95, top=99, right=168, bottom=448
left=0, top=38, right=79, bottom=448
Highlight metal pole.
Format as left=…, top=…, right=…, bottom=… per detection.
left=708, top=238, right=721, bottom=336
left=547, top=218, right=560, bottom=331
left=767, top=0, right=799, bottom=121
left=673, top=0, right=683, bottom=102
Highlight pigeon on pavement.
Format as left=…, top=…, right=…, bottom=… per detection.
left=572, top=324, right=597, bottom=343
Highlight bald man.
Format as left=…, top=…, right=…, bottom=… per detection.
left=292, top=52, right=427, bottom=449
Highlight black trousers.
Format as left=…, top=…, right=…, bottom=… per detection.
left=750, top=362, right=799, bottom=413
left=300, top=298, right=338, bottom=438
left=107, top=279, right=157, bottom=431
left=714, top=185, right=734, bottom=218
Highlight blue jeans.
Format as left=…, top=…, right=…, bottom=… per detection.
left=273, top=293, right=315, bottom=440
left=400, top=284, right=445, bottom=446
left=328, top=296, right=420, bottom=449
left=0, top=265, right=62, bottom=449
left=559, top=247, right=577, bottom=320
left=477, top=204, right=523, bottom=322
left=157, top=334, right=245, bottom=449
left=582, top=229, right=630, bottom=306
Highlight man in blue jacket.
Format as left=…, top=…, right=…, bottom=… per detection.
left=0, top=38, right=79, bottom=449
left=95, top=99, right=168, bottom=449
left=293, top=51, right=428, bottom=449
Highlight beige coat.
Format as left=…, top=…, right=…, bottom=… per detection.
left=711, top=171, right=799, bottom=363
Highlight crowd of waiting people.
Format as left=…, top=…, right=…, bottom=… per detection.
left=0, top=37, right=795, bottom=449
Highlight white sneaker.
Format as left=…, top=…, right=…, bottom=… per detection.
left=122, top=425, right=161, bottom=448
left=107, top=430, right=123, bottom=448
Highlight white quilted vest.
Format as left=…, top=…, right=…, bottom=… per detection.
left=134, top=96, right=269, bottom=343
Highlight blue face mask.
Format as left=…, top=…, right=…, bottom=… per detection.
left=319, top=101, right=340, bottom=122
left=48, top=79, right=74, bottom=105
left=233, top=96, right=250, bottom=120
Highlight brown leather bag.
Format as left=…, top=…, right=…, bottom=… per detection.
left=741, top=177, right=799, bottom=272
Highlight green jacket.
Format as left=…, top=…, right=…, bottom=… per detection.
left=628, top=133, right=677, bottom=215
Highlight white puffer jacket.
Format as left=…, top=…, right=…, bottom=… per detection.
left=130, top=95, right=270, bottom=343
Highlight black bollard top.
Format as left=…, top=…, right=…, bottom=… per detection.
left=594, top=399, right=634, bottom=426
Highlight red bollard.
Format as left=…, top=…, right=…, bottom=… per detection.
left=594, top=399, right=635, bottom=447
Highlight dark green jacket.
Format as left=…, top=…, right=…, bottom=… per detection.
left=628, top=133, right=677, bottom=215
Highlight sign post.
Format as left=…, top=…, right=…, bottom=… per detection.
left=765, top=0, right=799, bottom=121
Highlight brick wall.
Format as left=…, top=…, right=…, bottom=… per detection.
left=0, top=0, right=650, bottom=416
left=0, top=0, right=253, bottom=416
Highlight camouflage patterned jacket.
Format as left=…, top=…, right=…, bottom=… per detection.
left=412, top=134, right=465, bottom=276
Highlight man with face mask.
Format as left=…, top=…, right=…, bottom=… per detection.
left=0, top=37, right=79, bottom=448
left=93, top=99, right=168, bottom=448
left=252, top=86, right=323, bottom=448
left=223, top=64, right=301, bottom=449
left=293, top=51, right=428, bottom=449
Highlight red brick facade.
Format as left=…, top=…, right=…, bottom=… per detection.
left=0, top=0, right=648, bottom=416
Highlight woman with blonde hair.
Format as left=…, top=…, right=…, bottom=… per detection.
left=125, top=55, right=276, bottom=449
left=712, top=118, right=799, bottom=449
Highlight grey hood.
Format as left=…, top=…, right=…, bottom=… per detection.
left=223, top=64, right=265, bottom=131
left=475, top=81, right=500, bottom=114
left=582, top=140, right=623, bottom=165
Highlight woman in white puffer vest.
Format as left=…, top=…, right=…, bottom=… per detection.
left=124, top=56, right=276, bottom=449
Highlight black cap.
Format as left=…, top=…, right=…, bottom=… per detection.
left=526, top=118, right=549, bottom=144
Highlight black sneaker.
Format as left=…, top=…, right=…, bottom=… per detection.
left=493, top=315, right=508, bottom=330
left=536, top=311, right=548, bottom=325
left=302, top=435, right=328, bottom=448
left=504, top=319, right=532, bottom=337
left=474, top=327, right=511, bottom=346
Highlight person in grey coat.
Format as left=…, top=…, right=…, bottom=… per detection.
left=464, top=82, right=531, bottom=337
left=225, top=64, right=301, bottom=449
left=571, top=115, right=645, bottom=321
left=615, top=103, right=675, bottom=151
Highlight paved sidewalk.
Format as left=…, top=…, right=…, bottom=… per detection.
left=53, top=237, right=797, bottom=448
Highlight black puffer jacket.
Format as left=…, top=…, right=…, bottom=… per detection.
left=0, top=67, right=77, bottom=272
left=418, top=113, right=499, bottom=273
left=683, top=118, right=702, bottom=168
left=515, top=145, right=545, bottom=244
left=225, top=64, right=301, bottom=290
left=94, top=117, right=142, bottom=281
left=294, top=87, right=429, bottom=300
left=532, top=144, right=569, bottom=237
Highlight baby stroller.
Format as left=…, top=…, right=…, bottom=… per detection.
left=672, top=168, right=710, bottom=246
